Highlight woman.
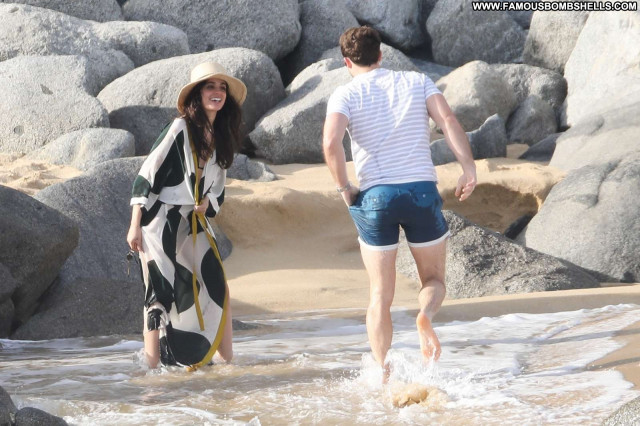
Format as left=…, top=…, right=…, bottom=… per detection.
left=126, top=62, right=246, bottom=370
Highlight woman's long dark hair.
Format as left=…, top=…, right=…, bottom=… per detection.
left=182, top=81, right=243, bottom=169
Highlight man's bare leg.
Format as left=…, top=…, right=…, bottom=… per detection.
left=360, top=245, right=398, bottom=379
left=409, top=239, right=447, bottom=362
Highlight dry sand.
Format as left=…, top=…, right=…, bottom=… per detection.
left=0, top=153, right=81, bottom=196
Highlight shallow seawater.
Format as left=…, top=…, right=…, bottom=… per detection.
left=1, top=304, right=639, bottom=425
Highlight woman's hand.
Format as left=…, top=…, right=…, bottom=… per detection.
left=194, top=196, right=210, bottom=215
left=127, top=225, right=143, bottom=252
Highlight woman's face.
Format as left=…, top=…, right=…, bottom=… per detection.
left=199, top=78, right=228, bottom=115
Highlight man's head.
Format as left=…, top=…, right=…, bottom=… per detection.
left=339, top=26, right=381, bottom=66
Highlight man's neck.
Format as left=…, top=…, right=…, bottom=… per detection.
left=349, top=62, right=380, bottom=77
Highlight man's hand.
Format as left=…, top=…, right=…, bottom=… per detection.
left=341, top=185, right=360, bottom=206
left=455, top=170, right=477, bottom=201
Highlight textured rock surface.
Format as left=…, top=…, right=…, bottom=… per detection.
left=506, top=95, right=557, bottom=146
left=123, top=0, right=301, bottom=60
left=0, top=56, right=109, bottom=155
left=426, top=0, right=526, bottom=66
left=397, top=211, right=599, bottom=299
left=32, top=128, right=135, bottom=171
left=518, top=153, right=640, bottom=282
left=0, top=186, right=78, bottom=326
left=0, top=0, right=123, bottom=21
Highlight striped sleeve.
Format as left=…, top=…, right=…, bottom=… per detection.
left=326, top=85, right=351, bottom=120
left=423, top=73, right=441, bottom=101
left=131, top=120, right=181, bottom=208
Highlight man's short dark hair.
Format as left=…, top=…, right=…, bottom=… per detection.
left=339, top=26, right=381, bottom=66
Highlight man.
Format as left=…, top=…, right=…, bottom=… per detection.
left=323, top=26, right=476, bottom=377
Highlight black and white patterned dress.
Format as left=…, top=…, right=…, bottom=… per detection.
left=131, top=118, right=228, bottom=369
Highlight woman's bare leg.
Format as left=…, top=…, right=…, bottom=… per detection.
left=216, top=296, right=233, bottom=362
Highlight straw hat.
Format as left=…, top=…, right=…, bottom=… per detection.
left=176, top=62, right=247, bottom=114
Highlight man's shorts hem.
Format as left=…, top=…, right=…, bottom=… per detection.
left=406, top=231, right=450, bottom=248
left=357, top=237, right=399, bottom=251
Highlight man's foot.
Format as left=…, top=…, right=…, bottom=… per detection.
left=382, top=362, right=391, bottom=384
left=416, top=311, right=441, bottom=361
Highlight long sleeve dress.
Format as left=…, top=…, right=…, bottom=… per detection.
left=131, top=117, right=228, bottom=370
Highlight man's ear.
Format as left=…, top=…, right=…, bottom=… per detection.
left=344, top=57, right=353, bottom=68
left=377, top=50, right=382, bottom=64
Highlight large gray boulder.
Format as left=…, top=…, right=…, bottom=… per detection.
left=15, top=407, right=68, bottom=426
left=519, top=133, right=560, bottom=162
left=409, top=58, right=453, bottom=82
left=517, top=152, right=640, bottom=282
left=32, top=128, right=135, bottom=171
left=523, top=11, right=589, bottom=73
left=345, top=0, right=423, bottom=50
left=0, top=265, right=17, bottom=337
left=0, top=4, right=189, bottom=70
left=250, top=66, right=352, bottom=164
left=426, top=0, right=526, bottom=67
left=397, top=211, right=599, bottom=299
left=228, top=154, right=277, bottom=182
left=279, top=0, right=358, bottom=84
left=506, top=95, right=557, bottom=146
left=0, top=185, right=79, bottom=327
left=11, top=278, right=141, bottom=340
left=0, top=55, right=109, bottom=155
left=98, top=48, right=285, bottom=155
left=492, top=63, right=567, bottom=115
left=123, top=0, right=301, bottom=61
left=431, top=114, right=507, bottom=166
left=436, top=61, right=518, bottom=132
left=550, top=102, right=640, bottom=172
left=603, top=396, right=640, bottom=426
left=0, top=0, right=123, bottom=21
left=561, top=11, right=640, bottom=127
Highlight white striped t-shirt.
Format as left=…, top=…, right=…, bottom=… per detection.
left=326, top=68, right=441, bottom=190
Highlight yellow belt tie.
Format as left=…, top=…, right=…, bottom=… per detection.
left=191, top=150, right=205, bottom=332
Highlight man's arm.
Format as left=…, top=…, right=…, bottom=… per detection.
left=323, top=112, right=359, bottom=206
left=427, top=94, right=477, bottom=201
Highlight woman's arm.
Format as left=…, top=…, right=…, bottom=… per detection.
left=127, top=204, right=143, bottom=252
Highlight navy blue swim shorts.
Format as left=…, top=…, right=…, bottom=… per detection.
left=348, top=181, right=450, bottom=251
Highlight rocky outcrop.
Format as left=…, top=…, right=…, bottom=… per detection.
left=345, top=0, right=423, bottom=50
left=431, top=114, right=507, bottom=166
left=0, top=0, right=123, bottom=22
left=426, top=0, right=526, bottom=67
left=523, top=11, right=589, bottom=73
left=0, top=56, right=109, bottom=155
left=397, top=211, right=599, bottom=299
left=517, top=152, right=640, bottom=282
left=436, top=61, right=517, bottom=132
left=561, top=11, right=640, bottom=127
left=32, top=128, right=135, bottom=171
left=550, top=102, right=640, bottom=172
left=519, top=133, right=560, bottom=162
left=250, top=66, right=352, bottom=164
left=0, top=3, right=189, bottom=70
left=0, top=186, right=78, bottom=328
left=97, top=48, right=285, bottom=155
left=603, top=396, right=640, bottom=426
left=506, top=95, right=557, bottom=146
left=492, top=63, right=567, bottom=115
left=279, top=0, right=358, bottom=85
left=123, top=0, right=301, bottom=61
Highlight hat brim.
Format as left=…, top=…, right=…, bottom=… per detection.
left=177, top=72, right=247, bottom=114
